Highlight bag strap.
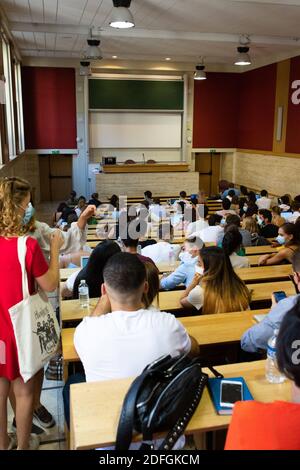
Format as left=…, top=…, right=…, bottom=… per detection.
left=17, top=236, right=30, bottom=300
left=115, top=370, right=150, bottom=451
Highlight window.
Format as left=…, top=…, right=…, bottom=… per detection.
left=14, top=62, right=24, bottom=153
left=2, top=38, right=16, bottom=158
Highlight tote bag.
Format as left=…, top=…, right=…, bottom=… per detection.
left=9, top=236, right=60, bottom=383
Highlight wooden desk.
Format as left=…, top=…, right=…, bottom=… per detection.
left=102, top=164, right=190, bottom=174
left=61, top=280, right=294, bottom=323
left=70, top=360, right=291, bottom=450
left=62, top=309, right=268, bottom=368
left=245, top=246, right=277, bottom=255
left=236, top=265, right=292, bottom=282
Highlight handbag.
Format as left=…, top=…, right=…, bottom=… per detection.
left=116, top=353, right=222, bottom=451
left=9, top=236, right=60, bottom=383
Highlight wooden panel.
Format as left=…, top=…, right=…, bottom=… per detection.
left=273, top=60, right=290, bottom=154
left=195, top=153, right=211, bottom=173
left=102, top=164, right=189, bottom=174
left=39, top=156, right=50, bottom=202
left=50, top=178, right=72, bottom=201
left=198, top=174, right=211, bottom=195
left=211, top=153, right=221, bottom=195
left=50, top=155, right=72, bottom=177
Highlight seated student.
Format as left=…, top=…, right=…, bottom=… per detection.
left=271, top=206, right=286, bottom=227
left=143, top=190, right=153, bottom=205
left=279, top=194, right=292, bottom=212
left=230, top=195, right=240, bottom=213
left=74, top=196, right=87, bottom=218
left=198, top=214, right=223, bottom=243
left=256, top=189, right=272, bottom=210
left=216, top=214, right=252, bottom=247
left=258, top=209, right=279, bottom=238
left=259, top=223, right=300, bottom=266
left=216, top=198, right=238, bottom=217
left=219, top=180, right=230, bottom=199
left=141, top=223, right=181, bottom=263
left=63, top=240, right=121, bottom=300
left=120, top=232, right=157, bottom=267
left=242, top=201, right=258, bottom=219
left=186, top=204, right=209, bottom=236
left=221, top=183, right=240, bottom=200
left=149, top=198, right=167, bottom=222
left=173, top=190, right=189, bottom=207
left=241, top=250, right=300, bottom=353
left=226, top=189, right=236, bottom=203
left=160, top=237, right=204, bottom=290
left=180, top=246, right=251, bottom=313
left=247, top=191, right=258, bottom=205
left=287, top=202, right=300, bottom=223
left=53, top=202, right=68, bottom=226
left=240, top=185, right=248, bottom=197
left=241, top=216, right=270, bottom=246
left=226, top=298, right=300, bottom=450
left=66, top=190, right=78, bottom=206
left=74, top=252, right=198, bottom=384
left=222, top=226, right=250, bottom=269
left=88, top=192, right=101, bottom=208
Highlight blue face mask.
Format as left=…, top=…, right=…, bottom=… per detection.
left=276, top=235, right=286, bottom=245
left=23, top=203, right=35, bottom=225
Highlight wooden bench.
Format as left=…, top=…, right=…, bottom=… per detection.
left=69, top=360, right=291, bottom=450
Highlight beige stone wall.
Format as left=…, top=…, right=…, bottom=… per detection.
left=0, top=154, right=40, bottom=203
left=96, top=171, right=199, bottom=199
left=221, top=151, right=300, bottom=197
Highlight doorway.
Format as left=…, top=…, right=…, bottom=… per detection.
left=195, top=152, right=221, bottom=197
left=39, top=155, right=73, bottom=202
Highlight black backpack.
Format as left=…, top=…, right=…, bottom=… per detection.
left=116, top=354, right=221, bottom=450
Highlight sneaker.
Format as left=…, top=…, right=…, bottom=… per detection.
left=27, top=434, right=40, bottom=451
left=33, top=405, right=55, bottom=429
left=7, top=433, right=17, bottom=450
left=12, top=418, right=44, bottom=435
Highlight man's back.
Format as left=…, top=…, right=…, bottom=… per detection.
left=74, top=309, right=191, bottom=382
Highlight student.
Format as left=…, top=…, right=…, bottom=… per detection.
left=247, top=191, right=257, bottom=205
left=66, top=190, right=78, bottom=206
left=143, top=191, right=153, bottom=205
left=120, top=233, right=157, bottom=267
left=279, top=194, right=292, bottom=212
left=149, top=198, right=167, bottom=222
left=243, top=201, right=259, bottom=218
left=271, top=206, right=286, bottom=228
left=173, top=191, right=189, bottom=206
left=160, top=237, right=204, bottom=290
left=221, top=183, right=240, bottom=199
left=141, top=223, right=181, bottom=264
left=222, top=226, right=250, bottom=269
left=88, top=193, right=101, bottom=208
left=52, top=202, right=68, bottom=226
left=75, top=253, right=198, bottom=376
left=287, top=202, right=300, bottom=223
left=0, top=177, right=63, bottom=450
left=219, top=180, right=230, bottom=199
left=180, top=246, right=251, bottom=313
left=258, top=209, right=279, bottom=238
left=216, top=198, right=237, bottom=217
left=216, top=214, right=252, bottom=247
left=226, top=189, right=236, bottom=203
left=198, top=214, right=223, bottom=243
left=226, top=298, right=300, bottom=450
left=230, top=195, right=240, bottom=213
left=186, top=205, right=209, bottom=236
left=256, top=190, right=272, bottom=210
left=240, top=185, right=248, bottom=197
left=259, top=223, right=300, bottom=266
left=241, top=250, right=300, bottom=353
left=241, top=217, right=270, bottom=246
left=61, top=241, right=120, bottom=299
left=142, top=261, right=160, bottom=309
left=74, top=196, right=87, bottom=218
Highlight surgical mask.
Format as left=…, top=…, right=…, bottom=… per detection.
left=179, top=252, right=195, bottom=264
left=22, top=203, right=35, bottom=225
left=195, top=265, right=204, bottom=275
left=243, top=205, right=248, bottom=212
left=257, top=217, right=264, bottom=227
left=276, top=235, right=286, bottom=245
left=221, top=218, right=226, bottom=226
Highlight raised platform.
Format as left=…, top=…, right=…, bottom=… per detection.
left=102, top=163, right=189, bottom=173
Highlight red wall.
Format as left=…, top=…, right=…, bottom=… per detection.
left=193, top=73, right=239, bottom=148
left=286, top=56, right=300, bottom=154
left=22, top=67, right=77, bottom=149
left=237, top=64, right=276, bottom=151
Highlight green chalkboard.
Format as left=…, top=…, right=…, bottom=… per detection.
left=89, top=79, right=184, bottom=110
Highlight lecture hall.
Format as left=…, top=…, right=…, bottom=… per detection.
left=0, top=0, right=300, bottom=456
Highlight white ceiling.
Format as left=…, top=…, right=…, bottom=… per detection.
left=2, top=0, right=300, bottom=69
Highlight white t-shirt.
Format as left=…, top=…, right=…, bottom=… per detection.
left=230, top=253, right=250, bottom=269
left=288, top=211, right=300, bottom=223
left=65, top=270, right=80, bottom=292
left=187, top=285, right=205, bottom=311
left=256, top=197, right=272, bottom=210
left=74, top=309, right=191, bottom=383
left=141, top=241, right=181, bottom=264
left=186, top=219, right=208, bottom=237
left=198, top=226, right=224, bottom=243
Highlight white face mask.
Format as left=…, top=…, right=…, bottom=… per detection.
left=179, top=252, right=193, bottom=263
left=221, top=218, right=226, bottom=226
left=195, top=265, right=204, bottom=275
left=243, top=205, right=248, bottom=212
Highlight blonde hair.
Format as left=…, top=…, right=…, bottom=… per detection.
left=242, top=216, right=258, bottom=234
left=0, top=177, right=32, bottom=236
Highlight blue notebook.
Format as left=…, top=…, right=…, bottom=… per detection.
left=208, top=376, right=254, bottom=415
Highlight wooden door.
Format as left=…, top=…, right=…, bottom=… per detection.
left=39, top=155, right=72, bottom=202
left=195, top=153, right=220, bottom=197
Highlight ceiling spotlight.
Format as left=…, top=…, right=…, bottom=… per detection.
left=112, top=55, right=118, bottom=59
left=165, top=57, right=171, bottom=61
left=79, top=61, right=91, bottom=76
left=234, top=46, right=251, bottom=66
left=110, top=0, right=135, bottom=29
left=194, top=64, right=207, bottom=81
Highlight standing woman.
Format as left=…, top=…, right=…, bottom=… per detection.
left=0, top=177, right=63, bottom=450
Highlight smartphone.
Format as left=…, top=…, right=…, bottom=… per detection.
left=273, top=291, right=287, bottom=303
left=220, top=380, right=243, bottom=408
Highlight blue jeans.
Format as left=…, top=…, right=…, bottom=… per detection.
left=62, top=373, right=86, bottom=429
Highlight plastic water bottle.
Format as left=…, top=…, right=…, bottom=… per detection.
left=265, top=329, right=286, bottom=384
left=169, top=246, right=176, bottom=266
left=79, top=280, right=89, bottom=308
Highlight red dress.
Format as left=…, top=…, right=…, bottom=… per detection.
left=0, top=236, right=48, bottom=381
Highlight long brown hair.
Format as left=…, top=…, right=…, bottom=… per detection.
left=200, top=246, right=251, bottom=315
left=0, top=177, right=32, bottom=236
left=142, top=261, right=160, bottom=309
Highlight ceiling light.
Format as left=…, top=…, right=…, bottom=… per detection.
left=165, top=57, right=171, bottom=61
left=112, top=55, right=118, bottom=59
left=194, top=64, right=207, bottom=81
left=79, top=61, right=91, bottom=76
left=84, top=37, right=103, bottom=60
left=234, top=46, right=251, bottom=66
left=110, top=0, right=135, bottom=29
